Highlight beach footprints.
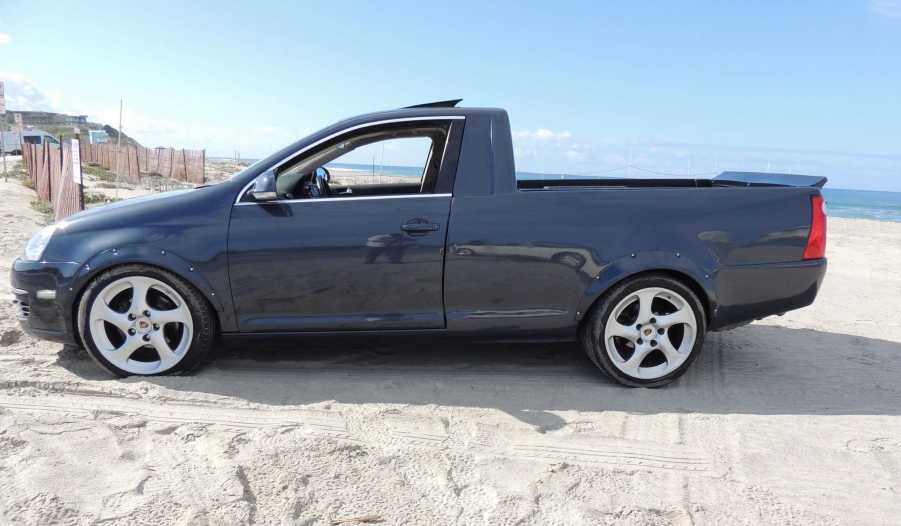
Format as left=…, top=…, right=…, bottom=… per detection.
left=0, top=329, right=22, bottom=347
left=379, top=412, right=716, bottom=475
left=511, top=437, right=713, bottom=473
left=382, top=413, right=450, bottom=448
left=1, top=391, right=718, bottom=477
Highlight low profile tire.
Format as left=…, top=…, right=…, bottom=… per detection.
left=581, top=275, right=707, bottom=387
left=77, top=264, right=216, bottom=377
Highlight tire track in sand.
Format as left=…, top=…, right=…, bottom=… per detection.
left=1, top=392, right=715, bottom=475
left=0, top=394, right=351, bottom=439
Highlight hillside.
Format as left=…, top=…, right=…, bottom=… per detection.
left=2, top=111, right=142, bottom=148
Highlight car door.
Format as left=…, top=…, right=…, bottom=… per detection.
left=227, top=117, right=463, bottom=332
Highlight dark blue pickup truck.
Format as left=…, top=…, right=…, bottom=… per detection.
left=11, top=101, right=827, bottom=386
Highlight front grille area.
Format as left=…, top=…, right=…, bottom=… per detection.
left=11, top=297, right=30, bottom=320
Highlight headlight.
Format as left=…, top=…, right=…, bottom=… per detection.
left=24, top=224, right=57, bottom=261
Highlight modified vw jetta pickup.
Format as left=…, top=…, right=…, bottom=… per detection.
left=11, top=101, right=827, bottom=387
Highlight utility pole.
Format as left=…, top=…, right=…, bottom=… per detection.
left=114, top=99, right=123, bottom=199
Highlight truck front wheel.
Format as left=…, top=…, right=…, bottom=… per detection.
left=581, top=275, right=707, bottom=387
left=77, top=265, right=217, bottom=377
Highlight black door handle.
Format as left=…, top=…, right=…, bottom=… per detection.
left=401, top=219, right=440, bottom=234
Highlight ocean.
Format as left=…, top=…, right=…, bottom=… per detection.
left=308, top=163, right=901, bottom=223
left=821, top=188, right=901, bottom=223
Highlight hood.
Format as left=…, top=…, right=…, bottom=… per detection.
left=40, top=180, right=239, bottom=264
left=53, top=182, right=238, bottom=238
left=63, top=189, right=194, bottom=223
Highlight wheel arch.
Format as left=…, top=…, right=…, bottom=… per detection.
left=578, top=267, right=712, bottom=387
left=69, top=251, right=226, bottom=344
left=578, top=259, right=715, bottom=331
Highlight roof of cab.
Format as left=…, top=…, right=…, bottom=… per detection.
left=231, top=101, right=509, bottom=187
left=325, top=104, right=506, bottom=134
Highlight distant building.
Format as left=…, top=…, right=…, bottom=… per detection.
left=11, top=111, right=88, bottom=128
left=0, top=132, right=16, bottom=154
left=1, top=129, right=60, bottom=154
left=89, top=129, right=109, bottom=144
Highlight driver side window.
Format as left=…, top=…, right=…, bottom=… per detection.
left=274, top=123, right=449, bottom=200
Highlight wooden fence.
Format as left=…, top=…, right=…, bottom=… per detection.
left=80, top=143, right=205, bottom=185
left=21, top=143, right=84, bottom=221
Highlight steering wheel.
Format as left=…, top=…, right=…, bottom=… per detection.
left=314, top=167, right=331, bottom=197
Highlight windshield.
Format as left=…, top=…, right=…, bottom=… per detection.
left=202, top=157, right=267, bottom=185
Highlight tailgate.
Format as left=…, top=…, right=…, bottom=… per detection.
left=715, top=171, right=827, bottom=188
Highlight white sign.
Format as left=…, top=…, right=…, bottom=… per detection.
left=71, top=139, right=83, bottom=185
left=0, top=81, right=5, bottom=114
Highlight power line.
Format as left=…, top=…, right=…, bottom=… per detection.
left=573, top=165, right=630, bottom=176
left=528, top=164, right=723, bottom=178
left=629, top=165, right=719, bottom=177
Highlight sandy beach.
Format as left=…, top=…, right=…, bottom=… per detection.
left=1, top=172, right=899, bottom=525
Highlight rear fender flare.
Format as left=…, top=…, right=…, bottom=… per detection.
left=577, top=250, right=718, bottom=323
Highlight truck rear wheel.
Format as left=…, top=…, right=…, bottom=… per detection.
left=581, top=275, right=706, bottom=387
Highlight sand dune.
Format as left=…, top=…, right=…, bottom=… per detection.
left=1, top=174, right=899, bottom=525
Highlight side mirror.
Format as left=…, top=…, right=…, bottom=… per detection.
left=249, top=170, right=278, bottom=202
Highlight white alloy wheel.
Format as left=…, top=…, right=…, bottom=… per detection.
left=88, top=275, right=194, bottom=374
left=603, top=286, right=698, bottom=381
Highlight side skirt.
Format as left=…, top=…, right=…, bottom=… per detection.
left=219, top=328, right=578, bottom=346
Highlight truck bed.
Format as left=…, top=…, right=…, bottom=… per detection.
left=517, top=171, right=828, bottom=191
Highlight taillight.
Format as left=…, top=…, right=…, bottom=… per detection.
left=803, top=195, right=827, bottom=259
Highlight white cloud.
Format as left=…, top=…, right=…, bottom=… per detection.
left=0, top=72, right=64, bottom=112
left=0, top=73, right=305, bottom=156
left=513, top=127, right=593, bottom=171
left=4, top=75, right=896, bottom=189
left=871, top=0, right=901, bottom=18
left=513, top=128, right=572, bottom=141
left=90, top=104, right=305, bottom=156
left=0, top=33, right=10, bottom=45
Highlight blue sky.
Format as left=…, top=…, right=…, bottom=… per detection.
left=1, top=1, right=900, bottom=190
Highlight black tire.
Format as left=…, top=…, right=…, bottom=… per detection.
left=76, top=264, right=217, bottom=377
left=580, top=274, right=707, bottom=387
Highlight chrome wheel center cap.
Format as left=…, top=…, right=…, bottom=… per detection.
left=643, top=327, right=654, bottom=337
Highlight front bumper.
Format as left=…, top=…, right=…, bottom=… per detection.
left=710, top=258, right=828, bottom=330
left=10, top=258, right=83, bottom=345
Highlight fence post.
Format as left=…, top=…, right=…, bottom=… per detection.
left=78, top=142, right=85, bottom=212
left=134, top=146, right=139, bottom=183
left=182, top=149, right=188, bottom=184
left=36, top=144, right=40, bottom=188
left=44, top=142, right=51, bottom=202
left=53, top=142, right=67, bottom=216
left=1, top=123, right=6, bottom=182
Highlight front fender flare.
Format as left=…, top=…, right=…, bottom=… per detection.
left=71, top=245, right=228, bottom=319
